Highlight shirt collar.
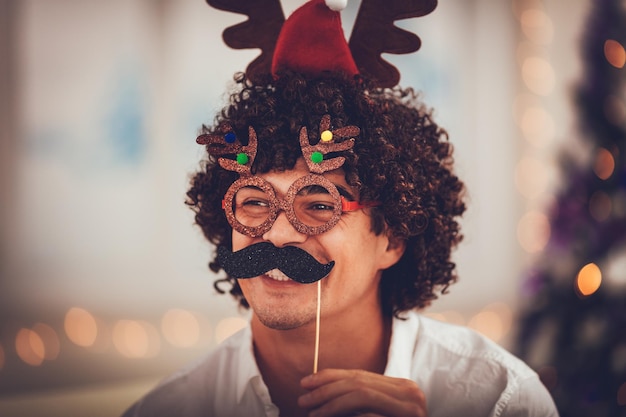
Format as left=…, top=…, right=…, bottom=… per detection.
left=235, top=324, right=263, bottom=403
left=384, top=311, right=421, bottom=379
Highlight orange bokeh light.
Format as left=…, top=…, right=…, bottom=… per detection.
left=15, top=328, right=45, bottom=366
left=520, top=9, right=553, bottom=45
left=65, top=307, right=98, bottom=347
left=33, top=323, right=61, bottom=360
left=215, top=317, right=248, bottom=344
left=162, top=309, right=200, bottom=348
left=604, top=39, right=626, bottom=68
left=594, top=148, right=615, bottom=180
left=467, top=302, right=513, bottom=343
left=113, top=320, right=160, bottom=358
left=468, top=311, right=504, bottom=342
left=576, top=263, right=602, bottom=296
left=522, top=57, right=555, bottom=96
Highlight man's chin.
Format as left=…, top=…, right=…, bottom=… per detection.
left=253, top=308, right=317, bottom=331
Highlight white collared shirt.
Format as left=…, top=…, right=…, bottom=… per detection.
left=122, top=311, right=558, bottom=417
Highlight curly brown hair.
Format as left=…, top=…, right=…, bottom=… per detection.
left=186, top=72, right=465, bottom=317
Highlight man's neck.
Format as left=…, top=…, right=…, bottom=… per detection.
left=250, top=303, right=392, bottom=416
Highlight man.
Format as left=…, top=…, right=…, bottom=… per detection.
left=122, top=0, right=559, bottom=416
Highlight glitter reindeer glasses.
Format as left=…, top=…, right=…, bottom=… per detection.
left=197, top=114, right=379, bottom=237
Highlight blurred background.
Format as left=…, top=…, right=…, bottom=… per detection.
left=1, top=0, right=625, bottom=416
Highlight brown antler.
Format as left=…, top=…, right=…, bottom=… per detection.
left=349, top=0, right=437, bottom=88
left=197, top=125, right=258, bottom=176
left=301, top=115, right=359, bottom=174
left=206, top=0, right=285, bottom=83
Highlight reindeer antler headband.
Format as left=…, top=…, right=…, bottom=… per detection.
left=206, top=0, right=437, bottom=88
left=199, top=0, right=438, bottom=236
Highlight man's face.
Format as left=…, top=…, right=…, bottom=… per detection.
left=232, top=158, right=404, bottom=330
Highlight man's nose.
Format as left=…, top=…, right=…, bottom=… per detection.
left=261, top=210, right=307, bottom=247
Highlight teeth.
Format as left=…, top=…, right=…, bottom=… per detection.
left=265, top=269, right=291, bottom=282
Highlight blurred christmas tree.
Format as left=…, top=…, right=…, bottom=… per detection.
left=515, top=0, right=626, bottom=416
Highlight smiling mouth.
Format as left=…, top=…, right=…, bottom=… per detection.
left=264, top=269, right=292, bottom=282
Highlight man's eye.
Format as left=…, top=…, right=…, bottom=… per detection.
left=243, top=199, right=269, bottom=207
left=309, top=202, right=335, bottom=211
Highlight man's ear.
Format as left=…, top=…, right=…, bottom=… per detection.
left=379, top=232, right=406, bottom=270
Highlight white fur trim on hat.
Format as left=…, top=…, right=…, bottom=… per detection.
left=325, top=0, right=348, bottom=12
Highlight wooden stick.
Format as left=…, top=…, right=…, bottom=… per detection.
left=313, top=280, right=321, bottom=374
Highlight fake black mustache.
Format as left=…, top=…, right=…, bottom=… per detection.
left=217, top=242, right=335, bottom=284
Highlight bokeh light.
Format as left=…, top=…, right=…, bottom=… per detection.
left=606, top=250, right=626, bottom=287
left=604, top=39, right=626, bottom=68
left=65, top=307, right=98, bottom=347
left=0, top=343, right=5, bottom=370
left=33, top=323, right=61, bottom=360
left=489, top=302, right=513, bottom=332
left=113, top=320, right=160, bottom=358
left=511, top=0, right=546, bottom=22
left=215, top=317, right=248, bottom=344
left=15, top=328, right=45, bottom=366
left=576, top=263, right=602, bottom=297
left=522, top=57, right=555, bottom=95
left=520, top=106, right=555, bottom=147
left=468, top=303, right=513, bottom=343
left=520, top=9, right=553, bottom=44
left=593, top=148, right=615, bottom=180
left=161, top=309, right=201, bottom=348
left=589, top=191, right=612, bottom=222
left=515, top=156, right=549, bottom=199
left=517, top=210, right=551, bottom=253
left=468, top=311, right=504, bottom=342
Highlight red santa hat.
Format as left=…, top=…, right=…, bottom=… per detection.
left=271, top=0, right=358, bottom=78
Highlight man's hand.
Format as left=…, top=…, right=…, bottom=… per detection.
left=298, top=369, right=427, bottom=417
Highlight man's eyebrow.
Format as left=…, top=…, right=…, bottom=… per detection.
left=335, top=185, right=356, bottom=201
left=241, top=185, right=264, bottom=191
left=297, top=184, right=357, bottom=201
left=298, top=185, right=331, bottom=195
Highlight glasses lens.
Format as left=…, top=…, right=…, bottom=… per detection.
left=293, top=185, right=338, bottom=228
left=233, top=186, right=272, bottom=228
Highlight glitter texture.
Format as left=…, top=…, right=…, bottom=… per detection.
left=206, top=115, right=364, bottom=237
left=217, top=242, right=335, bottom=283
left=223, top=174, right=343, bottom=237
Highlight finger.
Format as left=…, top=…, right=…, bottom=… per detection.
left=301, top=369, right=421, bottom=404
left=301, top=368, right=341, bottom=389
left=300, top=370, right=388, bottom=408
left=302, top=369, right=395, bottom=390
left=306, top=388, right=426, bottom=417
left=299, top=370, right=426, bottom=416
